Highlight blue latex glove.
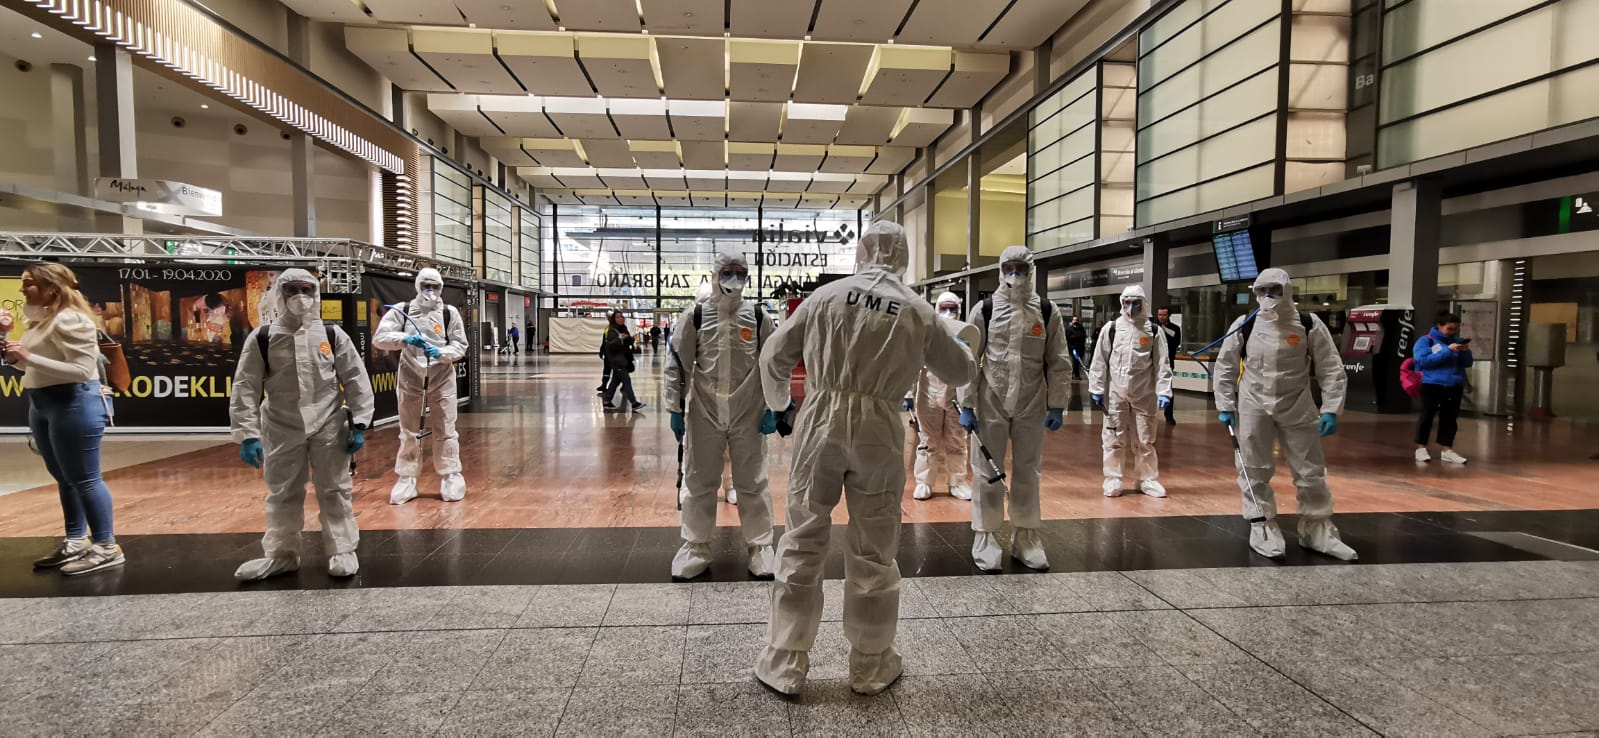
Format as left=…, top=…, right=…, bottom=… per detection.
left=404, top=334, right=428, bottom=348
left=1044, top=408, right=1064, bottom=431
left=670, top=411, right=685, bottom=441
left=1218, top=411, right=1236, bottom=428
left=346, top=428, right=364, bottom=454
left=759, top=409, right=777, bottom=435
left=1318, top=412, right=1338, bottom=437
left=1157, top=396, right=1172, bottom=409
left=959, top=407, right=978, bottom=433
left=1090, top=393, right=1103, bottom=407
left=423, top=343, right=441, bottom=359
left=239, top=438, right=263, bottom=468
left=902, top=397, right=914, bottom=412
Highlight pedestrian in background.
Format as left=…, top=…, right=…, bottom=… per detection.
left=1066, top=315, right=1088, bottom=380
left=507, top=322, right=520, bottom=355
left=0, top=263, right=124, bottom=575
left=1413, top=311, right=1473, bottom=465
left=602, top=311, right=645, bottom=412
left=1156, top=306, right=1181, bottom=425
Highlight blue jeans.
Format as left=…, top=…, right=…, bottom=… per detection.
left=27, top=381, right=116, bottom=543
left=604, top=369, right=638, bottom=406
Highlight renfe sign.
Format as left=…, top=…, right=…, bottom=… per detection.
left=95, top=178, right=223, bottom=217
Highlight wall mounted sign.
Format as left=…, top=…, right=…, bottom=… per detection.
left=95, top=178, right=223, bottom=217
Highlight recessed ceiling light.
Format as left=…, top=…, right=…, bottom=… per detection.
left=87, top=55, right=96, bottom=61
left=200, top=104, right=209, bottom=109
left=31, top=32, right=42, bottom=38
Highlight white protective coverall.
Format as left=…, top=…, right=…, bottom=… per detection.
left=371, top=268, right=470, bottom=504
left=912, top=292, right=972, bottom=501
left=1088, top=285, right=1173, bottom=498
left=754, top=221, right=975, bottom=697
left=231, top=269, right=375, bottom=579
left=959, top=245, right=1073, bottom=571
left=664, top=253, right=778, bottom=580
left=1214, top=267, right=1356, bottom=561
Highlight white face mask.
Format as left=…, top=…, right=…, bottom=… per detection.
left=720, top=275, right=747, bottom=295
left=285, top=294, right=317, bottom=319
left=1002, top=273, right=1025, bottom=288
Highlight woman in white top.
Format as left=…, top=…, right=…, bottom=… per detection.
left=0, top=263, right=123, bottom=575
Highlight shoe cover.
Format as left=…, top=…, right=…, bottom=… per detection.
left=389, top=476, right=418, bottom=505
left=753, top=647, right=808, bottom=695
left=1103, top=478, right=1124, bottom=497
left=746, top=545, right=776, bottom=579
left=235, top=555, right=299, bottom=581
left=912, top=483, right=932, bottom=500
left=1249, top=521, right=1286, bottom=559
left=672, top=542, right=712, bottom=580
left=849, top=647, right=904, bottom=696
left=972, top=532, right=1004, bottom=572
left=328, top=552, right=359, bottom=577
left=1011, top=528, right=1049, bottom=570
left=726, top=489, right=738, bottom=505
left=1138, top=478, right=1168, bottom=498
left=950, top=482, right=973, bottom=501
left=1300, top=519, right=1358, bottom=561
left=441, top=473, right=466, bottom=502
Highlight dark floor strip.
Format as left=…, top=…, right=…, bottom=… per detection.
left=2, top=510, right=1596, bottom=598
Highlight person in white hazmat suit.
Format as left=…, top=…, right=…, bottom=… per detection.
left=958, top=246, right=1073, bottom=571
left=372, top=268, right=470, bottom=505
left=754, top=221, right=975, bottom=696
left=907, top=291, right=973, bottom=501
left=231, top=269, right=375, bottom=580
left=675, top=280, right=737, bottom=508
left=665, top=252, right=779, bottom=580
left=1088, top=285, right=1174, bottom=498
left=1214, top=267, right=1357, bottom=561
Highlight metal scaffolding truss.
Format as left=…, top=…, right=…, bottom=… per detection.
left=0, top=233, right=476, bottom=292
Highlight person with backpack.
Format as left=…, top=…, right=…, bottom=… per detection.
left=1412, top=312, right=1473, bottom=464
left=664, top=253, right=778, bottom=580
left=958, top=245, right=1074, bottom=571
left=1088, top=285, right=1173, bottom=499
left=1214, top=267, right=1354, bottom=561
left=1, top=263, right=125, bottom=575
left=231, top=269, right=375, bottom=580
left=372, top=268, right=470, bottom=505
left=908, top=291, right=974, bottom=502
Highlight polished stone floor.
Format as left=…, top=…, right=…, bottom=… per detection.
left=4, top=560, right=1599, bottom=736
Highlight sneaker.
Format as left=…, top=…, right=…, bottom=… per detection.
left=1414, top=447, right=1431, bottom=463
left=631, top=401, right=647, bottom=411
left=33, top=537, right=90, bottom=569
left=60, top=542, right=125, bottom=576
left=1440, top=449, right=1468, bottom=465
left=603, top=402, right=623, bottom=413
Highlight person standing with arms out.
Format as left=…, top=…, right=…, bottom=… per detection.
left=0, top=264, right=123, bottom=575
left=908, top=291, right=974, bottom=502
left=1089, top=285, right=1173, bottom=499
left=1214, top=267, right=1355, bottom=561
left=754, top=221, right=974, bottom=696
left=665, top=252, right=778, bottom=580
left=372, top=268, right=470, bottom=505
left=1066, top=314, right=1089, bottom=380
left=1413, top=312, right=1473, bottom=464
left=601, top=310, right=645, bottom=412
left=959, top=246, right=1073, bottom=571
left=231, top=269, right=375, bottom=579
left=1155, top=306, right=1181, bottom=425
left=507, top=321, right=520, bottom=355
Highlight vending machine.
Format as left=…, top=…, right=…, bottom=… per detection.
left=1340, top=305, right=1417, bottom=413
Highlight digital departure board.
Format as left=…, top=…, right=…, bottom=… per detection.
left=1212, top=229, right=1262, bottom=282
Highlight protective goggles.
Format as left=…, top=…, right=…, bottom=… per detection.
left=280, top=282, right=317, bottom=297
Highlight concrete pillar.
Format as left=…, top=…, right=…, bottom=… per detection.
left=286, top=12, right=316, bottom=237
left=1142, top=237, right=1169, bottom=309
left=50, top=63, right=90, bottom=230
left=94, top=44, right=139, bottom=234
left=1388, top=179, right=1441, bottom=320
left=1034, top=39, right=1053, bottom=95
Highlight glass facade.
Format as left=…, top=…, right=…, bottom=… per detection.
left=432, top=162, right=472, bottom=266
left=481, top=188, right=513, bottom=284
left=1028, top=69, right=1097, bottom=250
left=518, top=207, right=541, bottom=290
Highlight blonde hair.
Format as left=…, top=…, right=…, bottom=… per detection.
left=22, top=262, right=95, bottom=326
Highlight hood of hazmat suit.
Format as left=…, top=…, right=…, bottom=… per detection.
left=753, top=221, right=976, bottom=695
left=1213, top=266, right=1346, bottom=422
left=958, top=245, right=1073, bottom=419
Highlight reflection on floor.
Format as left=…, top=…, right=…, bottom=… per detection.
left=4, top=560, right=1598, bottom=736
left=1, top=353, right=1596, bottom=537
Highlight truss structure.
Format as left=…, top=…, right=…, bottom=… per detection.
left=0, top=233, right=475, bottom=293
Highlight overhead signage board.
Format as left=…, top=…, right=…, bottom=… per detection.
left=95, top=178, right=223, bottom=217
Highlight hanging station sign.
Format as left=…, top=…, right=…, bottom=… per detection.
left=94, top=178, right=224, bottom=217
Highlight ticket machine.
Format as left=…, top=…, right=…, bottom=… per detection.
left=1341, top=305, right=1416, bottom=413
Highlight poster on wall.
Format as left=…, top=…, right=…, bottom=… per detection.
left=1, top=262, right=279, bottom=429
left=359, top=273, right=473, bottom=425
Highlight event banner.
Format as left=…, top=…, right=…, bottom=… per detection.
left=1, top=262, right=279, bottom=429
left=358, top=273, right=473, bottom=425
